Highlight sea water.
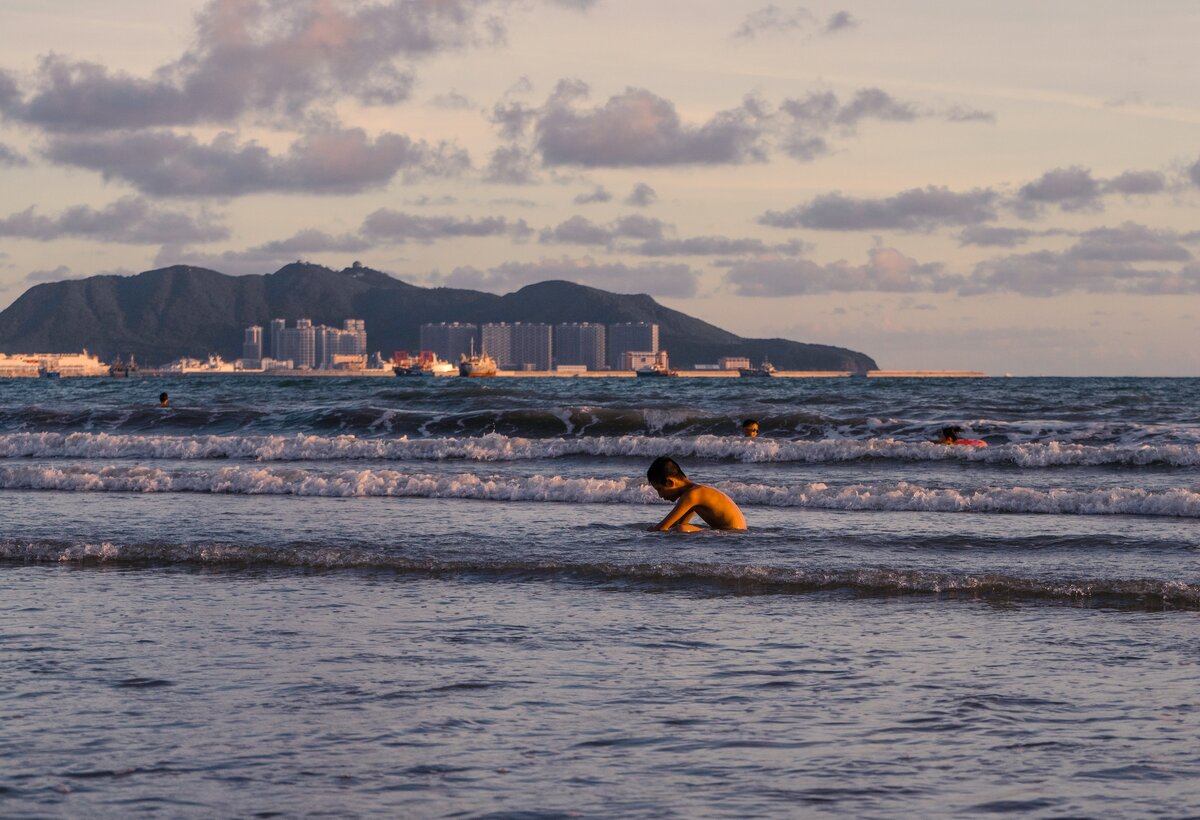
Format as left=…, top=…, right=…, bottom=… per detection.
left=1, top=376, right=1198, bottom=817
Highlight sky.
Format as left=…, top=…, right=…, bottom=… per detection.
left=0, top=0, right=1198, bottom=375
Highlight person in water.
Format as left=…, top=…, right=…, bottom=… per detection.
left=646, top=456, right=748, bottom=532
left=159, top=392, right=169, bottom=407
left=937, top=425, right=987, bottom=447
left=742, top=419, right=759, bottom=438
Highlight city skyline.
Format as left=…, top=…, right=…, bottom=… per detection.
left=1, top=2, right=1198, bottom=374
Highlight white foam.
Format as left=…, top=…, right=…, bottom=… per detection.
left=3, top=432, right=1200, bottom=467
left=1, top=463, right=1198, bottom=517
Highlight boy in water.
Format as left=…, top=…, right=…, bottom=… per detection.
left=741, top=419, right=759, bottom=438
left=646, top=456, right=747, bottom=532
left=937, top=425, right=987, bottom=447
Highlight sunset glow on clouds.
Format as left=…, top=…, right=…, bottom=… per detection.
left=0, top=0, right=1197, bottom=374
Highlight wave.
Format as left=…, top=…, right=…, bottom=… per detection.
left=1, top=463, right=1198, bottom=517
left=2, top=539, right=1195, bottom=608
left=3, top=432, right=1200, bottom=467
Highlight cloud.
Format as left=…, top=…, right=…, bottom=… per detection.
left=1013, top=166, right=1101, bottom=215
left=535, top=84, right=767, bottom=167
left=779, top=88, right=986, bottom=160
left=0, top=142, right=28, bottom=167
left=1102, top=169, right=1165, bottom=196
left=362, top=209, right=531, bottom=242
left=1066, top=223, right=1191, bottom=263
left=44, top=127, right=468, bottom=197
left=625, top=182, right=657, bottom=207
left=824, top=11, right=858, bottom=32
left=538, top=214, right=668, bottom=246
left=573, top=185, right=612, bottom=205
left=732, top=5, right=817, bottom=40
left=1187, top=156, right=1200, bottom=188
left=434, top=256, right=700, bottom=297
left=0, top=0, right=503, bottom=132
left=967, top=252, right=1200, bottom=297
left=428, top=90, right=475, bottom=109
left=0, top=196, right=228, bottom=244
left=726, top=247, right=954, bottom=295
left=248, top=229, right=372, bottom=254
left=760, top=186, right=997, bottom=231
left=731, top=6, right=857, bottom=40
left=957, top=226, right=1040, bottom=248
left=634, top=236, right=808, bottom=257
left=943, top=104, right=995, bottom=123
left=485, top=145, right=538, bottom=184
left=22, top=264, right=79, bottom=284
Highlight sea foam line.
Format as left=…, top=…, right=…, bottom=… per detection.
left=1, top=539, right=1195, bottom=608
left=1, top=464, right=1199, bottom=517
left=2, top=432, right=1200, bottom=467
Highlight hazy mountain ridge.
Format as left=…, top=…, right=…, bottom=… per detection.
left=0, top=263, right=878, bottom=371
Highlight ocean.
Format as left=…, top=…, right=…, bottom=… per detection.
left=2, top=375, right=1198, bottom=817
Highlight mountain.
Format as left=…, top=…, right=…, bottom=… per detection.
left=0, top=263, right=877, bottom=371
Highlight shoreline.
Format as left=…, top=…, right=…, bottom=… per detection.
left=5, top=368, right=989, bottom=379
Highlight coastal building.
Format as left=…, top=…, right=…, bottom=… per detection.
left=272, top=319, right=316, bottom=368
left=719, top=356, right=751, bottom=371
left=623, top=350, right=669, bottom=371
left=554, top=323, right=606, bottom=371
left=269, top=318, right=286, bottom=360
left=315, top=319, right=367, bottom=369
left=482, top=323, right=553, bottom=370
left=420, top=322, right=478, bottom=363
left=242, top=325, right=263, bottom=368
left=607, top=322, right=659, bottom=369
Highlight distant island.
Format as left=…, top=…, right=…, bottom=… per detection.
left=0, top=262, right=878, bottom=371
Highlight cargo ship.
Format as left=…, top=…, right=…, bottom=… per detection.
left=458, top=340, right=498, bottom=377
left=393, top=350, right=456, bottom=377
left=738, top=358, right=777, bottom=377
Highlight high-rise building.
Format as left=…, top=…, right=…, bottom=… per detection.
left=315, top=319, right=368, bottom=369
left=483, top=323, right=552, bottom=370
left=480, top=323, right=513, bottom=368
left=269, top=318, right=286, bottom=360
left=243, top=325, right=263, bottom=363
left=607, top=322, right=659, bottom=369
left=555, top=323, right=606, bottom=371
left=420, top=323, right=477, bottom=362
left=277, top=318, right=316, bottom=368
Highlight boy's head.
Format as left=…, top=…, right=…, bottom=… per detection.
left=647, top=456, right=689, bottom=499
left=940, top=425, right=962, bottom=442
left=741, top=419, right=759, bottom=438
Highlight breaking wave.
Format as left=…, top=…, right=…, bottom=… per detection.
left=2, top=431, right=1200, bottom=467
left=1, top=464, right=1198, bottom=516
left=2, top=539, right=1195, bottom=609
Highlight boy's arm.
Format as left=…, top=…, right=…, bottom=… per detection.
left=650, top=492, right=698, bottom=531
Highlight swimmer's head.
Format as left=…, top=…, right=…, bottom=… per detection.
left=939, top=425, right=962, bottom=442
left=741, top=419, right=759, bottom=438
left=159, top=392, right=169, bottom=406
left=647, top=456, right=688, bottom=499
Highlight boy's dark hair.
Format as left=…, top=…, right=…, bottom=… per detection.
left=647, top=456, right=687, bottom=485
left=940, top=425, right=962, bottom=441
left=742, top=419, right=758, bottom=428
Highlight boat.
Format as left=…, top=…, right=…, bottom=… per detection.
left=738, top=357, right=777, bottom=377
left=109, top=354, right=138, bottom=378
left=635, top=363, right=679, bottom=378
left=393, top=350, right=457, bottom=377
left=458, top=340, right=498, bottom=377
left=38, top=366, right=61, bottom=379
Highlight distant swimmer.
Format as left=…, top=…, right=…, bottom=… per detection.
left=937, top=425, right=987, bottom=447
left=646, top=456, right=747, bottom=532
left=159, top=392, right=169, bottom=408
left=742, top=419, right=759, bottom=438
